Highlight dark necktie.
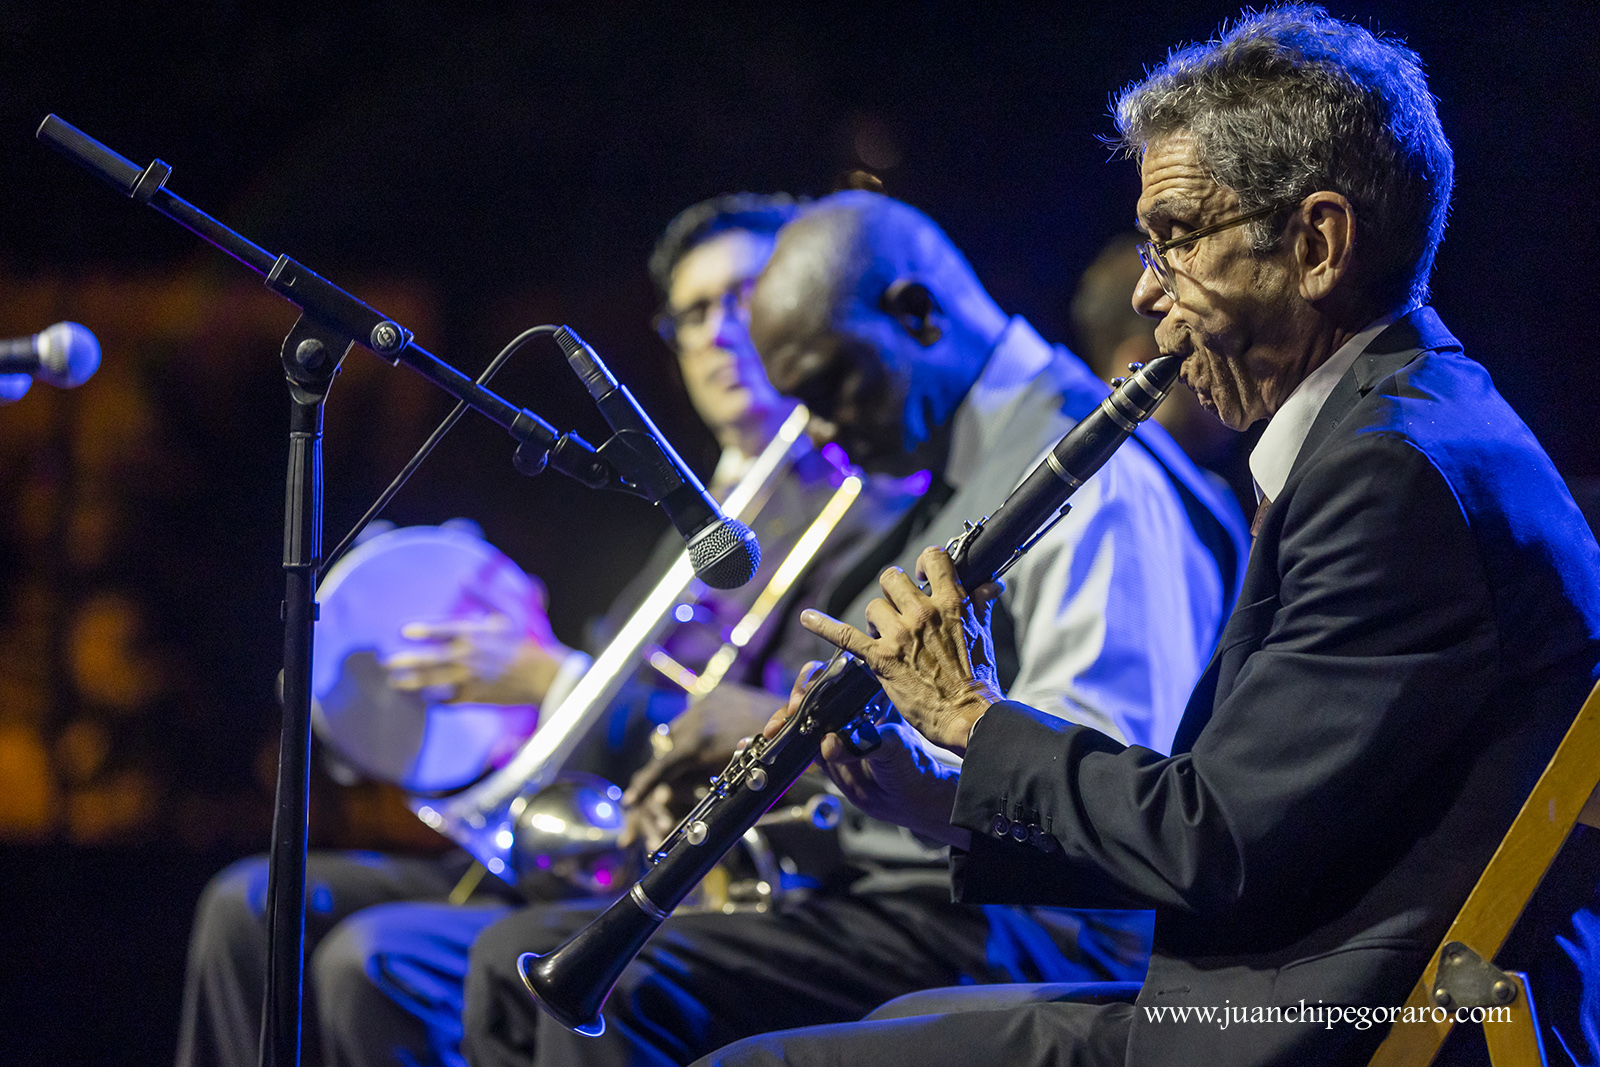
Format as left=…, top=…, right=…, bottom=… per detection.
left=1250, top=494, right=1273, bottom=540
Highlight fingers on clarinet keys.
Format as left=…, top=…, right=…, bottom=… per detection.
left=989, top=810, right=1060, bottom=854
left=833, top=716, right=882, bottom=757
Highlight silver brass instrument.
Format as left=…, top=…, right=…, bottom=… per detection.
left=411, top=403, right=842, bottom=880
left=515, top=356, right=1185, bottom=1036
left=508, top=772, right=632, bottom=900
left=506, top=776, right=841, bottom=913
left=313, top=403, right=865, bottom=898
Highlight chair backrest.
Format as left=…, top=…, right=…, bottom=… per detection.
left=1368, top=677, right=1600, bottom=1066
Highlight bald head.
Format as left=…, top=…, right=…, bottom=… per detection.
left=749, top=192, right=1007, bottom=470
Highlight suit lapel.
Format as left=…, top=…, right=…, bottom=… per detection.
left=1289, top=307, right=1461, bottom=484
left=1168, top=307, right=1462, bottom=754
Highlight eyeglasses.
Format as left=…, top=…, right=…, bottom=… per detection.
left=1136, top=202, right=1283, bottom=301
left=654, top=277, right=757, bottom=350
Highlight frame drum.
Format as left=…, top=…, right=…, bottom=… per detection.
left=312, top=524, right=543, bottom=795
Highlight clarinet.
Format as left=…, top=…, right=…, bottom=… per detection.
left=517, top=355, right=1184, bottom=1036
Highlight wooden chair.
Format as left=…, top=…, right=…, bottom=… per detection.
left=1369, top=677, right=1600, bottom=1067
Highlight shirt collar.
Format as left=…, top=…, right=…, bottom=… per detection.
left=1249, top=314, right=1395, bottom=501
left=945, top=316, right=1053, bottom=487
left=709, top=446, right=756, bottom=498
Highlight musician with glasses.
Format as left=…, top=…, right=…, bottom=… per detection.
left=458, top=189, right=1248, bottom=1067
left=175, top=192, right=911, bottom=1067
left=387, top=194, right=818, bottom=717
left=697, top=9, right=1600, bottom=1065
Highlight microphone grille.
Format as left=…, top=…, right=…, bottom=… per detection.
left=688, top=519, right=761, bottom=589
left=37, top=322, right=100, bottom=387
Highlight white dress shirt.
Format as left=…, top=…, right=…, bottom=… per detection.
left=1249, top=315, right=1396, bottom=502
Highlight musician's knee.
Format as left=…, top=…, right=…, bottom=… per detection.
left=311, top=904, right=433, bottom=1025
left=310, top=913, right=380, bottom=1025
left=189, top=855, right=272, bottom=961
left=312, top=904, right=473, bottom=1062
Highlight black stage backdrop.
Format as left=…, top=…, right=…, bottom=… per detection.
left=0, top=3, right=1595, bottom=1064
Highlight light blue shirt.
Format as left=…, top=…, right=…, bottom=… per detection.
left=951, top=318, right=1232, bottom=754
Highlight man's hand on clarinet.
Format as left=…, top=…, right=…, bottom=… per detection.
left=800, top=545, right=1004, bottom=754
left=759, top=660, right=971, bottom=850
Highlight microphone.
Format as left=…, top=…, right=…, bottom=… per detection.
left=554, top=326, right=760, bottom=590
left=0, top=322, right=101, bottom=390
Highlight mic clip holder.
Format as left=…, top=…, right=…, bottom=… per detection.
left=511, top=426, right=611, bottom=485
left=512, top=420, right=693, bottom=508
left=552, top=324, right=704, bottom=509
left=592, top=430, right=688, bottom=502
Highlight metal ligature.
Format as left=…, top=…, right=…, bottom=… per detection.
left=515, top=355, right=1185, bottom=1036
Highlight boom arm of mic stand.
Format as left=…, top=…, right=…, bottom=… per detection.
left=35, top=113, right=613, bottom=489
left=34, top=113, right=614, bottom=1067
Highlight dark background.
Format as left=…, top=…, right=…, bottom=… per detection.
left=0, top=3, right=1596, bottom=1064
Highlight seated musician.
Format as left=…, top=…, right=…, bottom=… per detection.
left=695, top=9, right=1600, bottom=1066
left=456, top=192, right=1247, bottom=1066
left=174, top=192, right=893, bottom=1067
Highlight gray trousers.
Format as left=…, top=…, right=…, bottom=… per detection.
left=689, top=983, right=1137, bottom=1067
left=177, top=852, right=1152, bottom=1067
left=174, top=850, right=501, bottom=1067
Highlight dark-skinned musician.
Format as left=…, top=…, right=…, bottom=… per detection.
left=459, top=191, right=1247, bottom=1067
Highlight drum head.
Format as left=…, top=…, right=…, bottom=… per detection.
left=312, top=524, right=542, bottom=795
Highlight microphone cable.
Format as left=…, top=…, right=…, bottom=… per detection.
left=319, top=324, right=560, bottom=580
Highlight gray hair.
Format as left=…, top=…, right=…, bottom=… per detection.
left=1115, top=5, right=1453, bottom=311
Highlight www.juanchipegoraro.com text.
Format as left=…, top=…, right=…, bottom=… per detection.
left=1142, top=1001, right=1510, bottom=1032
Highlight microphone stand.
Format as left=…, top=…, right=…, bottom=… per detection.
left=35, top=115, right=620, bottom=1067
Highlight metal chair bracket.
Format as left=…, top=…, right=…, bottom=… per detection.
left=1432, top=941, right=1519, bottom=1009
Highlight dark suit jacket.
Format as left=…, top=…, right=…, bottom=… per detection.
left=949, top=308, right=1600, bottom=1065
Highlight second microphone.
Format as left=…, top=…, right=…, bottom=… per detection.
left=555, top=326, right=760, bottom=590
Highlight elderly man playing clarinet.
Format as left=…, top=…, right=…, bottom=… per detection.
left=702, top=7, right=1600, bottom=1066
